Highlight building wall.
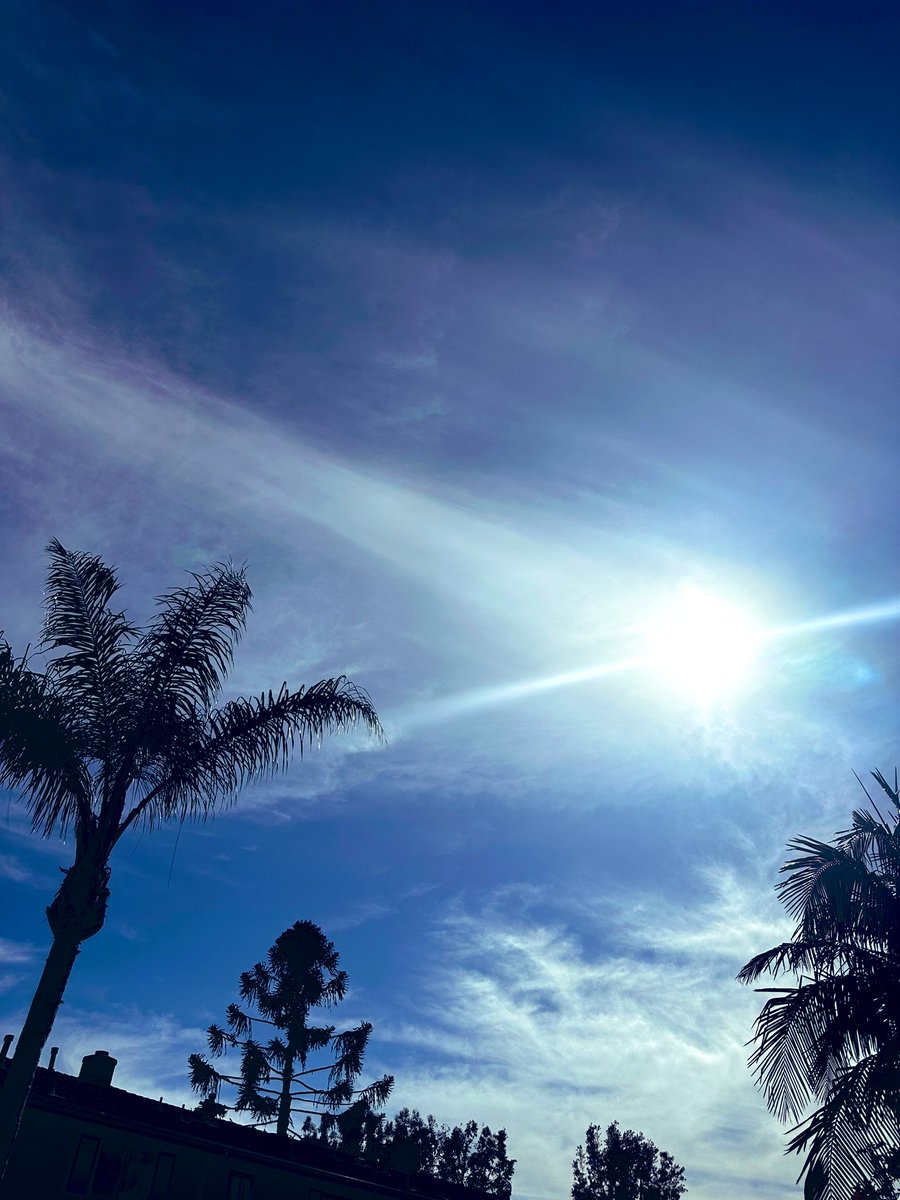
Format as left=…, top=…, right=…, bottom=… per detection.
left=6, top=1099, right=418, bottom=1200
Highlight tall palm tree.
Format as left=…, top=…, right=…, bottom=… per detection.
left=738, top=770, right=900, bottom=1200
left=0, top=540, right=382, bottom=1183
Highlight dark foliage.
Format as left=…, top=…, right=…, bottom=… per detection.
left=189, top=921, right=393, bottom=1137
left=738, top=770, right=900, bottom=1200
left=571, top=1122, right=686, bottom=1200
left=306, top=1103, right=515, bottom=1196
left=0, top=541, right=382, bottom=1180
left=1, top=542, right=381, bottom=848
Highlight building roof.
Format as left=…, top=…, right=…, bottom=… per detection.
left=2, top=1060, right=496, bottom=1200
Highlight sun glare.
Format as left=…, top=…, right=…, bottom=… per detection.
left=645, top=584, right=761, bottom=703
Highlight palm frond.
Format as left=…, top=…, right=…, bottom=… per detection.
left=778, top=837, right=897, bottom=950
left=746, top=941, right=898, bottom=1123
left=134, top=563, right=252, bottom=719
left=740, top=940, right=897, bottom=989
left=739, top=940, right=843, bottom=984
left=838, top=809, right=900, bottom=894
left=118, top=677, right=382, bottom=836
left=41, top=539, right=136, bottom=761
left=789, top=1052, right=900, bottom=1200
left=0, top=638, right=91, bottom=839
left=748, top=984, right=827, bottom=1122
left=740, top=776, right=900, bottom=1200
left=871, top=768, right=900, bottom=811
left=777, top=837, right=854, bottom=923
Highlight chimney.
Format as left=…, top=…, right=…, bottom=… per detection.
left=79, top=1050, right=117, bottom=1087
left=0, top=1035, right=13, bottom=1064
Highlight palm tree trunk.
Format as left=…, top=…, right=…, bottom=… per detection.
left=0, top=930, right=81, bottom=1188
left=0, top=851, right=110, bottom=1189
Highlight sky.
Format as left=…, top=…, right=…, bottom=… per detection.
left=1, top=2, right=899, bottom=1196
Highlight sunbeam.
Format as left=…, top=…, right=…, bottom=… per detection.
left=395, top=657, right=645, bottom=729
left=764, top=596, right=900, bottom=640
left=398, top=593, right=900, bottom=729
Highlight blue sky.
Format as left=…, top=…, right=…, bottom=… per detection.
left=2, top=2, right=900, bottom=1196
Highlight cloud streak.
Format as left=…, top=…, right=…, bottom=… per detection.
left=378, top=873, right=798, bottom=1200
left=0, top=939, right=37, bottom=966
left=0, top=314, right=640, bottom=664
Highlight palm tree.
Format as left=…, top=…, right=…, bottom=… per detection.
left=738, top=770, right=900, bottom=1200
left=0, top=540, right=382, bottom=1183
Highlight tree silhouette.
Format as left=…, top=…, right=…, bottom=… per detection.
left=311, top=1103, right=515, bottom=1196
left=436, top=1118, right=515, bottom=1195
left=571, top=1122, right=686, bottom=1200
left=738, top=769, right=900, bottom=1200
left=0, top=541, right=382, bottom=1180
left=189, top=920, right=393, bottom=1136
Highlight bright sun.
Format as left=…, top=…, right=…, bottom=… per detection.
left=644, top=583, right=762, bottom=702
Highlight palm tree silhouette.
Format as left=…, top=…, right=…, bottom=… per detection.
left=738, top=770, right=900, bottom=1200
left=0, top=540, right=382, bottom=1182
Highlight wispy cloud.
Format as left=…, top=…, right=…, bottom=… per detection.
left=321, top=899, right=397, bottom=932
left=0, top=1004, right=208, bottom=1105
left=0, top=311, right=639, bottom=660
left=0, top=938, right=37, bottom=966
left=7, top=307, right=830, bottom=811
left=0, top=855, right=33, bottom=885
left=376, top=873, right=797, bottom=1200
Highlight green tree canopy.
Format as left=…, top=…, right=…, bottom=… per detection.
left=738, top=770, right=900, bottom=1200
left=189, top=921, right=393, bottom=1137
left=0, top=541, right=381, bottom=1181
left=571, top=1121, right=686, bottom=1200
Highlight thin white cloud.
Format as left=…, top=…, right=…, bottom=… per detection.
left=321, top=899, right=397, bottom=932
left=0, top=938, right=37, bottom=966
left=0, top=855, right=33, bottom=884
left=0, top=317, right=624, bottom=644
left=40, top=1007, right=205, bottom=1105
left=376, top=874, right=799, bottom=1200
